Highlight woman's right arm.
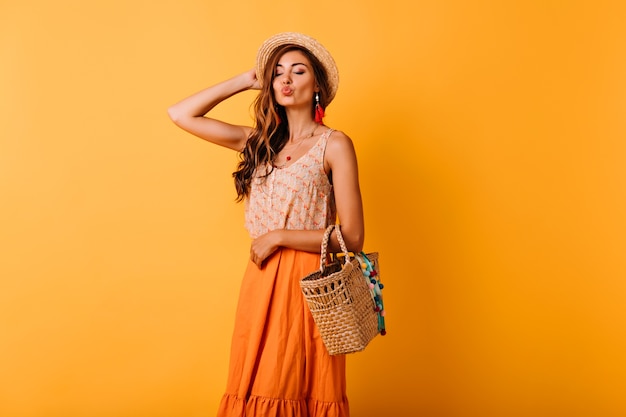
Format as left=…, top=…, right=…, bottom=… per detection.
left=167, top=69, right=259, bottom=151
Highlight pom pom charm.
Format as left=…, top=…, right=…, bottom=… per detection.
left=357, top=251, right=387, bottom=335
left=314, top=92, right=325, bottom=124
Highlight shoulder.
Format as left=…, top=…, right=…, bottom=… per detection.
left=326, top=129, right=356, bottom=156
left=323, top=128, right=358, bottom=171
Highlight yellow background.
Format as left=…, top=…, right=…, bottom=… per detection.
left=2, top=1, right=625, bottom=416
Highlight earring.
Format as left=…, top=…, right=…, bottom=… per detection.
left=314, top=93, right=325, bottom=124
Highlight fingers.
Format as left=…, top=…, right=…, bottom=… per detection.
left=250, top=247, right=264, bottom=268
left=246, top=68, right=261, bottom=90
left=250, top=246, right=276, bottom=268
left=250, top=231, right=279, bottom=268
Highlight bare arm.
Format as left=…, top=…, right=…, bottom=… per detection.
left=167, top=69, right=259, bottom=151
left=250, top=131, right=365, bottom=267
left=323, top=131, right=365, bottom=252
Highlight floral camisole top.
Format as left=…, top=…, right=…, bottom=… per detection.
left=244, top=128, right=336, bottom=239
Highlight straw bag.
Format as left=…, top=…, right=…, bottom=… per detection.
left=300, top=224, right=386, bottom=355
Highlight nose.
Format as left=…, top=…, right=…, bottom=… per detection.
left=281, top=74, right=291, bottom=84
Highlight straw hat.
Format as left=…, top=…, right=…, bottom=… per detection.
left=256, top=32, right=339, bottom=104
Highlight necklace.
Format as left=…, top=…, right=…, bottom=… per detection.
left=274, top=126, right=317, bottom=168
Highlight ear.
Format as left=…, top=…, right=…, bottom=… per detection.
left=314, top=85, right=320, bottom=92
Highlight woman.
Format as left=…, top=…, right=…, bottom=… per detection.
left=168, top=32, right=363, bottom=417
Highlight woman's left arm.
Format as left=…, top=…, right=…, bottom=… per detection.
left=323, top=131, right=365, bottom=252
left=249, top=131, right=364, bottom=267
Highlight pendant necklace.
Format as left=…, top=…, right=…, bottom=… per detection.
left=274, top=126, right=317, bottom=169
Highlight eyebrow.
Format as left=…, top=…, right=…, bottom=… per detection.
left=276, top=62, right=309, bottom=68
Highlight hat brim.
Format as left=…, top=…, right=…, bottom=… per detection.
left=256, top=32, right=339, bottom=104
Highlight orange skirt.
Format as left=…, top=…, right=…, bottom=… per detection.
left=217, top=248, right=349, bottom=417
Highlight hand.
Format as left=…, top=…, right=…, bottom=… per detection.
left=243, top=68, right=261, bottom=90
left=250, top=230, right=281, bottom=268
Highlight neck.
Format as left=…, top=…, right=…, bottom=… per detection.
left=284, top=109, right=319, bottom=141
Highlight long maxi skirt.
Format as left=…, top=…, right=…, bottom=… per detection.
left=216, top=248, right=349, bottom=417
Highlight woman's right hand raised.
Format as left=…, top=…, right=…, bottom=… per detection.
left=243, top=68, right=261, bottom=90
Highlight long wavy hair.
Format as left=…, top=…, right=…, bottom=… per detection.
left=233, top=44, right=332, bottom=202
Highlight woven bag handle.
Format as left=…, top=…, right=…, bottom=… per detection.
left=319, top=224, right=351, bottom=271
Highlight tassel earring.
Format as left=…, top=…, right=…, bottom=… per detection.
left=314, top=93, right=325, bottom=124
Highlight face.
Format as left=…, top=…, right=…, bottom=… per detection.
left=272, top=50, right=319, bottom=109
